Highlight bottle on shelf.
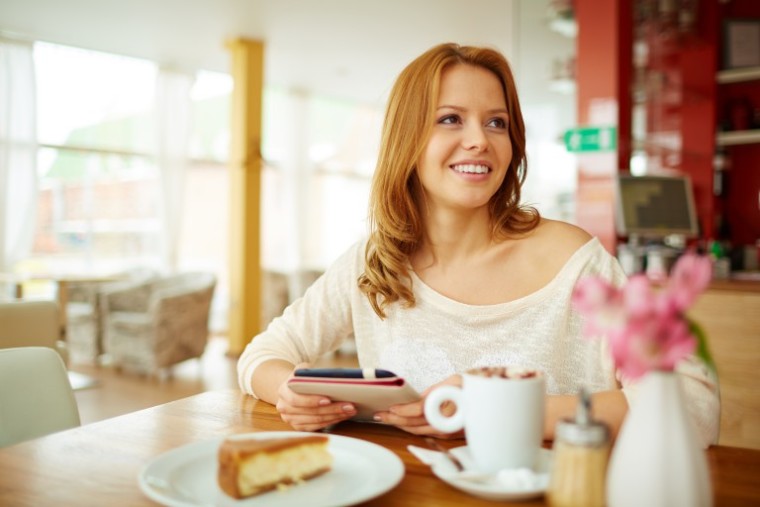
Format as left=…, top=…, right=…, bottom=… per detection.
left=713, top=146, right=731, bottom=197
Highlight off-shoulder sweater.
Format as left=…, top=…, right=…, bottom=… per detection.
left=238, top=237, right=719, bottom=447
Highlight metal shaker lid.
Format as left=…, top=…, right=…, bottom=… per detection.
left=555, top=387, right=609, bottom=447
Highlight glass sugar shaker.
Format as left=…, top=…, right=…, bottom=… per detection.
left=547, top=387, right=610, bottom=507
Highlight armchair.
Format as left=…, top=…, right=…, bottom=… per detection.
left=65, top=268, right=157, bottom=364
left=101, top=272, right=216, bottom=377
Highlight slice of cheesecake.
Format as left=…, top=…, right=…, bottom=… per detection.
left=218, top=435, right=333, bottom=499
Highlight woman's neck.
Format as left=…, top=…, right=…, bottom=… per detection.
left=414, top=206, right=496, bottom=269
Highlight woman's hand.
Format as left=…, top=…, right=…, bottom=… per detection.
left=373, top=374, right=465, bottom=439
left=274, top=364, right=357, bottom=431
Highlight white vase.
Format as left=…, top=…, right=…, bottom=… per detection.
left=606, top=371, right=712, bottom=507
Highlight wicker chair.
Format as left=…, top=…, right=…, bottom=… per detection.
left=100, top=272, right=216, bottom=377
left=65, top=268, right=157, bottom=364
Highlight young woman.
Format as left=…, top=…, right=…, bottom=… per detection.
left=238, top=43, right=718, bottom=446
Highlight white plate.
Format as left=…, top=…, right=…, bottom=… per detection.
left=139, top=431, right=404, bottom=507
left=431, top=447, right=552, bottom=501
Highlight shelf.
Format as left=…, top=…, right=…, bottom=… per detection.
left=548, top=17, right=577, bottom=38
left=716, top=129, right=760, bottom=146
left=716, top=67, right=760, bottom=84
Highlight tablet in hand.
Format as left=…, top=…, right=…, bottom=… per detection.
left=287, top=368, right=420, bottom=421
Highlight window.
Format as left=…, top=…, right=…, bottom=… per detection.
left=19, top=41, right=376, bottom=329
left=28, top=43, right=160, bottom=275
left=260, top=89, right=381, bottom=273
left=18, top=43, right=233, bottom=330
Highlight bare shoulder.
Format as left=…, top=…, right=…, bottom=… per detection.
left=532, top=219, right=592, bottom=251
left=489, top=219, right=594, bottom=297
left=516, top=219, right=593, bottom=270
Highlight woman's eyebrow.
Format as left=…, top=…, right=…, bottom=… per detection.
left=436, top=105, right=464, bottom=112
left=436, top=105, right=508, bottom=115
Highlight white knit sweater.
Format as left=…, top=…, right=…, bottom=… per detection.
left=238, top=237, right=719, bottom=446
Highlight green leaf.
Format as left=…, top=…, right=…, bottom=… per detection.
left=688, top=318, right=716, bottom=373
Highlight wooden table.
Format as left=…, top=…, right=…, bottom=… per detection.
left=3, top=273, right=123, bottom=338
left=0, top=389, right=758, bottom=506
left=48, top=275, right=123, bottom=341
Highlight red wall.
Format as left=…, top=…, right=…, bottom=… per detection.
left=575, top=0, right=632, bottom=254
left=575, top=0, right=760, bottom=251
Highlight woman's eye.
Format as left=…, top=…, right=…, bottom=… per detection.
left=438, top=114, right=460, bottom=125
left=487, top=117, right=508, bottom=129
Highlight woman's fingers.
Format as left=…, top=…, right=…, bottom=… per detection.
left=278, top=399, right=355, bottom=431
left=375, top=377, right=466, bottom=438
left=277, top=398, right=356, bottom=417
left=274, top=370, right=358, bottom=431
left=387, top=399, right=424, bottom=418
left=277, top=377, right=356, bottom=414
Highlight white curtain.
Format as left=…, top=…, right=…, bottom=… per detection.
left=0, top=40, right=38, bottom=273
left=154, top=69, right=194, bottom=273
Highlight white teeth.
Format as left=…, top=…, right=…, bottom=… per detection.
left=452, top=164, right=489, bottom=174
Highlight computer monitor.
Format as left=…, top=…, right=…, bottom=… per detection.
left=614, top=174, right=699, bottom=239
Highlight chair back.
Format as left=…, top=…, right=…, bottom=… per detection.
left=0, top=347, right=81, bottom=447
left=0, top=300, right=60, bottom=349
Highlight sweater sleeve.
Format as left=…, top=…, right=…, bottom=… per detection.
left=677, top=357, right=721, bottom=447
left=590, top=246, right=719, bottom=448
left=237, top=241, right=363, bottom=398
left=580, top=242, right=719, bottom=448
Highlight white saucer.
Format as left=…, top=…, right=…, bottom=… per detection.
left=430, top=447, right=552, bottom=501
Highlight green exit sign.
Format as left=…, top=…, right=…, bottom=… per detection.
left=564, top=126, right=617, bottom=152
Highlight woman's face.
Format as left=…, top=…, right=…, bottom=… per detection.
left=416, top=63, right=512, bottom=215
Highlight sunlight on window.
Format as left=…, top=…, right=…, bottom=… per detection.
left=189, top=70, right=232, bottom=161
left=260, top=89, right=380, bottom=272
left=35, top=42, right=156, bottom=152
left=25, top=43, right=163, bottom=277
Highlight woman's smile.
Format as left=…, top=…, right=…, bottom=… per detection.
left=450, top=162, right=491, bottom=175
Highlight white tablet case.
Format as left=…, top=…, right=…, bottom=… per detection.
left=287, top=377, right=420, bottom=421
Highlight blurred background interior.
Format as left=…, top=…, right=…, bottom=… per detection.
left=0, top=0, right=758, bottom=449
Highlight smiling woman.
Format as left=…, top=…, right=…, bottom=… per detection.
left=236, top=42, right=718, bottom=450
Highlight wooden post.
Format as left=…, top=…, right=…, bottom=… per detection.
left=226, top=38, right=264, bottom=356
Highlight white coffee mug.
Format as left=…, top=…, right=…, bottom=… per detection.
left=424, top=366, right=545, bottom=473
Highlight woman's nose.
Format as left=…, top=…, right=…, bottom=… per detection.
left=462, top=123, right=487, bottom=151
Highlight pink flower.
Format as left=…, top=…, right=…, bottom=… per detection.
left=573, top=277, right=625, bottom=334
left=666, top=252, right=712, bottom=311
left=572, top=251, right=712, bottom=380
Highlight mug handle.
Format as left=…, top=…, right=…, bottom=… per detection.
left=424, top=385, right=464, bottom=433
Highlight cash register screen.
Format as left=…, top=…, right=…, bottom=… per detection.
left=615, top=174, right=699, bottom=238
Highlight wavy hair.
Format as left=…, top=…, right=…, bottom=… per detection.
left=358, top=43, right=540, bottom=318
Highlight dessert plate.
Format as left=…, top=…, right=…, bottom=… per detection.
left=430, top=446, right=552, bottom=501
left=139, top=431, right=404, bottom=507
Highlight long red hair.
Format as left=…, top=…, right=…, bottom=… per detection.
left=358, top=43, right=540, bottom=318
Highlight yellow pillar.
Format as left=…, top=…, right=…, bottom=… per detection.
left=226, top=38, right=264, bottom=356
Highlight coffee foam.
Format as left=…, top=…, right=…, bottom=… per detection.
left=467, top=366, right=541, bottom=379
